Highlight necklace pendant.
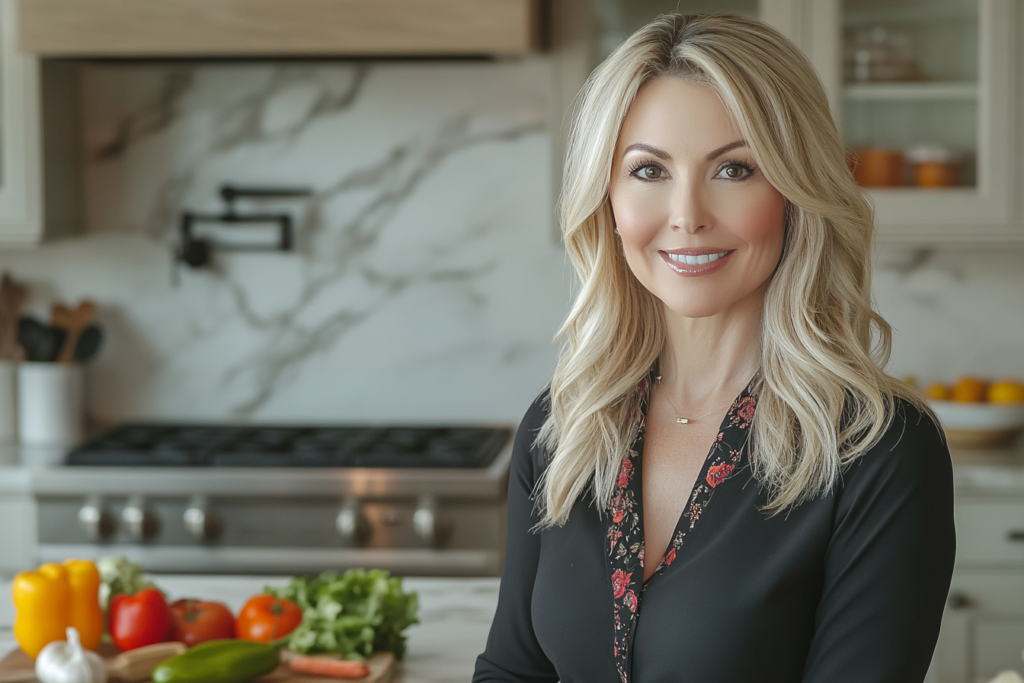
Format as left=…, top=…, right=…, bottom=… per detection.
left=676, top=417, right=690, bottom=424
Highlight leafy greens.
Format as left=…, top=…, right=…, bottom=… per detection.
left=97, top=556, right=157, bottom=609
left=266, top=569, right=419, bottom=661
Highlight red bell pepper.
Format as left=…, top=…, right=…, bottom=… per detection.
left=109, top=587, right=172, bottom=651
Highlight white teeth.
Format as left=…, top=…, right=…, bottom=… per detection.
left=667, top=251, right=729, bottom=265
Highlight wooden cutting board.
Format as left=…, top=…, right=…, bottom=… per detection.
left=0, top=645, right=395, bottom=683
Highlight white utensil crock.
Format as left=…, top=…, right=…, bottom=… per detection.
left=17, top=362, right=85, bottom=447
left=0, top=360, right=16, bottom=443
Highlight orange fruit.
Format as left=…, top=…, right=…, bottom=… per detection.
left=901, top=375, right=918, bottom=388
left=951, top=376, right=988, bottom=403
left=925, top=382, right=950, bottom=401
left=988, top=380, right=1024, bottom=404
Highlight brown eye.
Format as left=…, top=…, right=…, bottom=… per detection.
left=718, top=164, right=750, bottom=180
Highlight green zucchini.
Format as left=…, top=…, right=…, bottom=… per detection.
left=151, top=639, right=280, bottom=683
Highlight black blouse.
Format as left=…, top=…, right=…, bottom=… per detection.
left=473, top=372, right=956, bottom=683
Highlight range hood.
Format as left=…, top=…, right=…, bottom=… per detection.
left=17, top=0, right=543, bottom=58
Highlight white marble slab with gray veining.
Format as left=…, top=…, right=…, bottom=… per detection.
left=0, top=58, right=570, bottom=426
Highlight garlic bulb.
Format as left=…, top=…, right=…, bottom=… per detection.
left=35, top=627, right=108, bottom=683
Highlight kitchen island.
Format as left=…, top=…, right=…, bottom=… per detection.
left=0, top=575, right=499, bottom=683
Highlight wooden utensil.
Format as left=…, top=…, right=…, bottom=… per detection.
left=0, top=273, right=27, bottom=359
left=51, top=300, right=96, bottom=364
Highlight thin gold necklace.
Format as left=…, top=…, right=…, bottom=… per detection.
left=655, top=375, right=734, bottom=425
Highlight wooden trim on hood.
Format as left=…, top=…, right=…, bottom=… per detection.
left=17, top=0, right=543, bottom=57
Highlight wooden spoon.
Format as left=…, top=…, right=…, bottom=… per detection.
left=0, top=273, right=26, bottom=359
left=51, top=299, right=96, bottom=364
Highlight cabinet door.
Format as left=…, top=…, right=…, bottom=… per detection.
left=815, top=0, right=1017, bottom=238
left=937, top=571, right=1024, bottom=683
left=0, top=0, right=42, bottom=247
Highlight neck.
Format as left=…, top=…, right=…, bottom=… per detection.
left=657, top=287, right=764, bottom=409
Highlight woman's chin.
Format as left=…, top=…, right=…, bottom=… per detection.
left=658, top=296, right=728, bottom=320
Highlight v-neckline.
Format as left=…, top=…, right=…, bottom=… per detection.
left=638, top=369, right=760, bottom=585
left=603, top=366, right=760, bottom=683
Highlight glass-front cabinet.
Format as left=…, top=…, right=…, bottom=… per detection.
left=834, top=0, right=1016, bottom=238
left=566, top=0, right=1021, bottom=243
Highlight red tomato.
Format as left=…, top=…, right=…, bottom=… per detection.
left=236, top=595, right=302, bottom=643
left=169, top=599, right=236, bottom=647
left=109, top=587, right=172, bottom=651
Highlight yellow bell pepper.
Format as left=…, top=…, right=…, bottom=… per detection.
left=65, top=559, right=104, bottom=651
left=12, top=559, right=104, bottom=658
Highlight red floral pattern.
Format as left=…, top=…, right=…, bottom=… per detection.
left=706, top=462, right=736, bottom=488
left=611, top=570, right=631, bottom=599
left=605, top=367, right=760, bottom=683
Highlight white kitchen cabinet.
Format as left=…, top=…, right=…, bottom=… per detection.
left=932, top=495, right=1024, bottom=683
left=792, top=0, right=1021, bottom=243
left=0, top=0, right=42, bottom=247
left=0, top=0, right=79, bottom=248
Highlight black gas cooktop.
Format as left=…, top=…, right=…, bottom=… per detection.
left=66, top=424, right=511, bottom=468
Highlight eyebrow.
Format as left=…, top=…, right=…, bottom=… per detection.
left=622, top=139, right=748, bottom=162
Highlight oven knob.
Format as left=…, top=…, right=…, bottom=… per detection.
left=122, top=496, right=160, bottom=542
left=414, top=496, right=440, bottom=545
left=336, top=499, right=370, bottom=546
left=78, top=496, right=117, bottom=541
left=184, top=496, right=222, bottom=542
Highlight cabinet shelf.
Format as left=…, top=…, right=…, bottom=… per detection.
left=843, top=81, right=978, bottom=102
left=844, top=4, right=976, bottom=27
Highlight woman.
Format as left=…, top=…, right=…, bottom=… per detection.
left=473, top=12, right=955, bottom=683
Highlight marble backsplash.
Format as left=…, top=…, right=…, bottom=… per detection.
left=1, top=57, right=1022, bottom=425
left=2, top=59, right=573, bottom=424
left=875, top=247, right=1024, bottom=387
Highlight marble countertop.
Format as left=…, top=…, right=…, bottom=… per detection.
left=0, top=575, right=499, bottom=683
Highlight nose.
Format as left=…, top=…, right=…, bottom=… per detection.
left=669, top=175, right=712, bottom=234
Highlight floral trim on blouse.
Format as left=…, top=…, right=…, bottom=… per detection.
left=605, top=369, right=760, bottom=683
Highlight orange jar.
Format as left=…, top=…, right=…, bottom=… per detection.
left=854, top=148, right=905, bottom=187
left=906, top=146, right=961, bottom=187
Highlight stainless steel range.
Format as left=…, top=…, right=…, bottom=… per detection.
left=33, top=424, right=513, bottom=576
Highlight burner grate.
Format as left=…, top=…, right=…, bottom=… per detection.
left=66, top=424, right=510, bottom=469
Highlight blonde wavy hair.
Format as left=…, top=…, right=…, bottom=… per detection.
left=536, top=12, right=937, bottom=528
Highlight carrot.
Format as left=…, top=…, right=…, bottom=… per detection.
left=288, top=654, right=372, bottom=679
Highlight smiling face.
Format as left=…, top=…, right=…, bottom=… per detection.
left=608, top=77, right=787, bottom=320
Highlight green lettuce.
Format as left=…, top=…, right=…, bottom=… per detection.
left=265, top=569, right=419, bottom=661
left=97, top=555, right=157, bottom=609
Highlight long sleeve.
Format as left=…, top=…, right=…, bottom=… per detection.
left=473, top=394, right=560, bottom=683
left=801, top=400, right=957, bottom=683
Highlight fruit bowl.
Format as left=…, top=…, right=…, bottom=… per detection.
left=928, top=400, right=1024, bottom=449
